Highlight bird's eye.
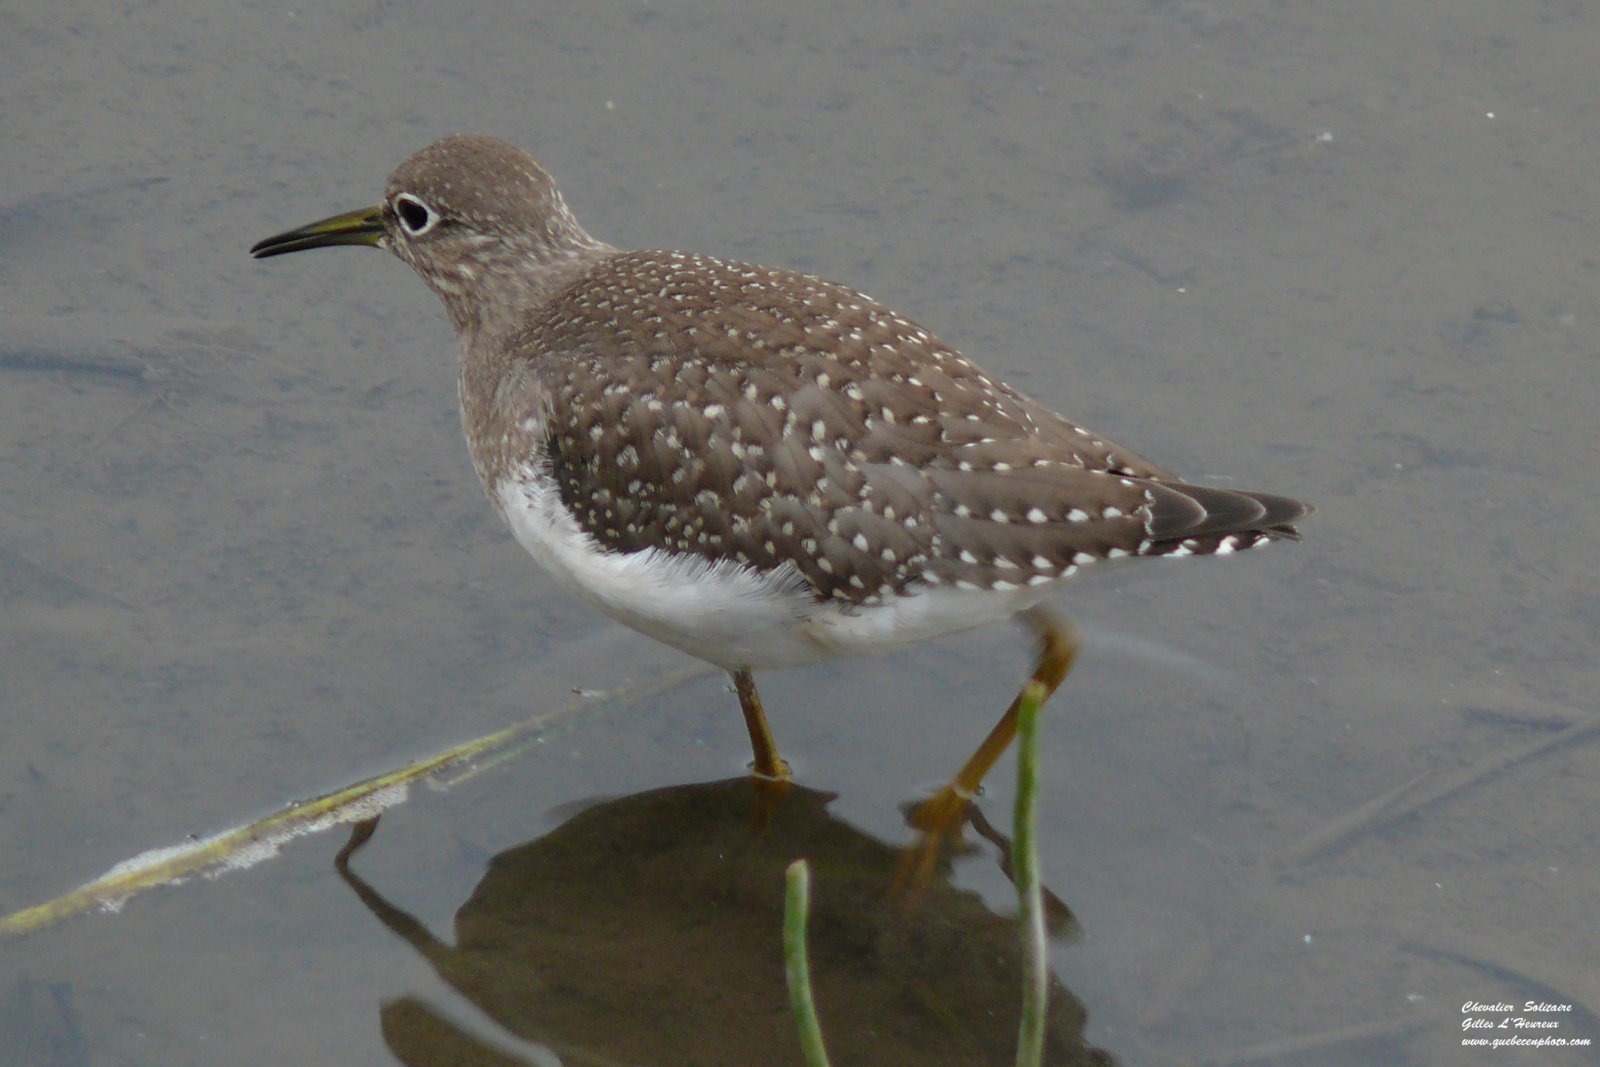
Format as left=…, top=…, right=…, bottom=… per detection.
left=393, top=193, right=439, bottom=236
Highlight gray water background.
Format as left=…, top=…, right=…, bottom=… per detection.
left=4, top=2, right=1597, bottom=1064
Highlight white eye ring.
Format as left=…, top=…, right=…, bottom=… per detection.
left=393, top=193, right=439, bottom=236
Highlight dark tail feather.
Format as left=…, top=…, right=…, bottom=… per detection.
left=1141, top=480, right=1310, bottom=557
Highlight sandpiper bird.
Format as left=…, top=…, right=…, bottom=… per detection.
left=252, top=135, right=1306, bottom=828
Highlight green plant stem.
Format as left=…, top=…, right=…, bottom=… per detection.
left=784, top=859, right=833, bottom=1067
left=1013, top=680, right=1048, bottom=1067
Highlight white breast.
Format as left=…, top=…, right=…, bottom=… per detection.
left=493, top=467, right=1054, bottom=672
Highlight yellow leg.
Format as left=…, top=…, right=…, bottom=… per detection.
left=900, top=608, right=1080, bottom=887
left=733, top=668, right=792, bottom=780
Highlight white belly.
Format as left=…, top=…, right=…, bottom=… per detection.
left=494, top=472, right=1053, bottom=671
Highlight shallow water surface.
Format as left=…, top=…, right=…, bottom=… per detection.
left=5, top=2, right=1599, bottom=1064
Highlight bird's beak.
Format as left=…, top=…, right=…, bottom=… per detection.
left=250, top=205, right=386, bottom=258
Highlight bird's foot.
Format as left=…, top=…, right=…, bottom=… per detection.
left=895, top=785, right=977, bottom=892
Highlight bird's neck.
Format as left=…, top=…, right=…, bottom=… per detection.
left=439, top=239, right=615, bottom=349
left=450, top=243, right=609, bottom=495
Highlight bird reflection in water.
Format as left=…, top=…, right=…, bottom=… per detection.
left=335, top=778, right=1114, bottom=1067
